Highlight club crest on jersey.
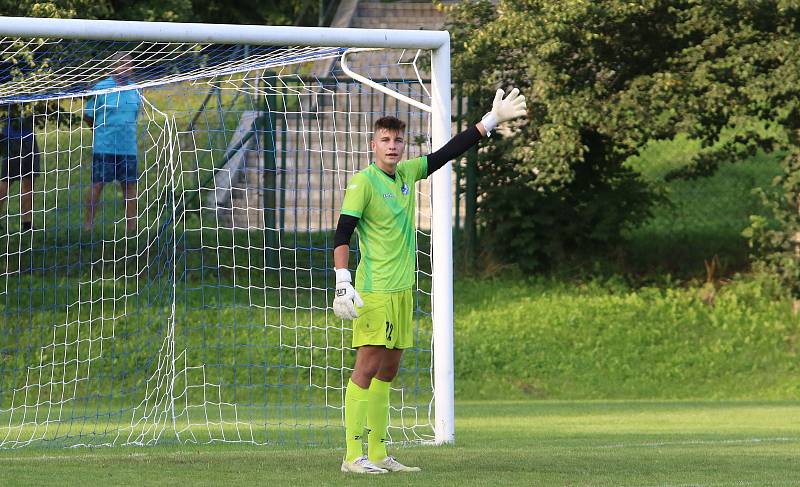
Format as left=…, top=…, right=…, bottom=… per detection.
left=401, top=183, right=410, bottom=195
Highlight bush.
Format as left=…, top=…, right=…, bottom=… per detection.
left=478, top=137, right=656, bottom=273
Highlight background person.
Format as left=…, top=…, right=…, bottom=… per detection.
left=83, top=53, right=141, bottom=234
left=0, top=104, right=40, bottom=233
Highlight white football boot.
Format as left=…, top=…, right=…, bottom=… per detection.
left=373, top=456, right=421, bottom=472
left=340, top=455, right=389, bottom=474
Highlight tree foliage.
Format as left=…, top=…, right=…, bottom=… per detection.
left=445, top=0, right=798, bottom=279
left=0, top=0, right=315, bottom=25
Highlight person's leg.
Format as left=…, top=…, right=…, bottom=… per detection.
left=18, top=138, right=38, bottom=232
left=84, top=182, right=104, bottom=231
left=367, top=348, right=403, bottom=463
left=0, top=179, right=9, bottom=215
left=342, top=292, right=394, bottom=474
left=367, top=289, right=420, bottom=472
left=20, top=175, right=33, bottom=231
left=121, top=181, right=137, bottom=233
left=117, top=154, right=138, bottom=234
left=0, top=177, right=9, bottom=233
left=1, top=139, right=17, bottom=217
left=86, top=153, right=115, bottom=232
left=345, top=345, right=385, bottom=464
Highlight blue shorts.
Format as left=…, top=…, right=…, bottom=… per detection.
left=92, top=153, right=138, bottom=183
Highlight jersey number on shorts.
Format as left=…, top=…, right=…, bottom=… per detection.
left=385, top=321, right=394, bottom=341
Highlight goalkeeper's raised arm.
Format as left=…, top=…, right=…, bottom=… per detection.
left=425, top=87, right=527, bottom=176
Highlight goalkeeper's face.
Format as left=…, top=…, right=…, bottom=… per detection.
left=371, top=128, right=405, bottom=173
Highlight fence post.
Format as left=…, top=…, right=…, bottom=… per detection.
left=454, top=85, right=463, bottom=254
left=463, top=95, right=478, bottom=266
left=261, top=71, right=277, bottom=268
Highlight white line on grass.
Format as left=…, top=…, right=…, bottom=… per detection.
left=593, top=436, right=800, bottom=449
left=0, top=450, right=267, bottom=462
left=629, top=481, right=778, bottom=487
left=2, top=437, right=799, bottom=463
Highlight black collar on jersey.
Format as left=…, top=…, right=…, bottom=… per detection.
left=372, top=162, right=396, bottom=181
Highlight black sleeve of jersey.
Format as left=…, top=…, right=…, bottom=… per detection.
left=334, top=214, right=360, bottom=248
left=426, top=125, right=483, bottom=177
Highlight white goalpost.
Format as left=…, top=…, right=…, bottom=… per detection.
left=0, top=17, right=454, bottom=447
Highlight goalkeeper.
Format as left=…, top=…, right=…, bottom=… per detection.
left=333, top=88, right=527, bottom=474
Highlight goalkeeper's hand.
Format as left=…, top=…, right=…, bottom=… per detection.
left=333, top=268, right=364, bottom=320
left=480, top=87, right=527, bottom=134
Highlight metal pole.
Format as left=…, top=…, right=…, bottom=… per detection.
left=262, top=72, right=277, bottom=267
left=454, top=85, right=463, bottom=253
left=0, top=16, right=449, bottom=49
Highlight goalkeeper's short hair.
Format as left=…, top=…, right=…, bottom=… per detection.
left=374, top=116, right=406, bottom=133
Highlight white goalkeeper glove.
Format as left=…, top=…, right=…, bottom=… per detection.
left=333, top=268, right=364, bottom=320
left=480, top=87, right=527, bottom=134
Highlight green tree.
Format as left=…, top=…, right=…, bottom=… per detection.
left=446, top=0, right=794, bottom=276
left=0, top=0, right=112, bottom=19
left=0, top=0, right=321, bottom=25
left=187, top=0, right=306, bottom=25
left=446, top=0, right=675, bottom=272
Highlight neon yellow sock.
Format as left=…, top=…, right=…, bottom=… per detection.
left=344, top=379, right=370, bottom=462
left=367, top=378, right=391, bottom=462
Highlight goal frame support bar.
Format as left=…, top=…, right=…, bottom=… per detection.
left=429, top=37, right=454, bottom=446
left=0, top=15, right=455, bottom=445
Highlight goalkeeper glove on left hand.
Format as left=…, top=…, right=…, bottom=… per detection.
left=333, top=268, right=364, bottom=320
left=480, top=87, right=527, bottom=134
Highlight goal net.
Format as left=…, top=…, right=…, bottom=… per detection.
left=0, top=18, right=453, bottom=448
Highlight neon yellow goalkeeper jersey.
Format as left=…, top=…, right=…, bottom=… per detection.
left=340, top=157, right=428, bottom=292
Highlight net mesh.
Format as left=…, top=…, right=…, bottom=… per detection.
left=0, top=39, right=436, bottom=448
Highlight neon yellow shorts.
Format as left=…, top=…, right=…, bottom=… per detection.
left=352, top=289, right=414, bottom=349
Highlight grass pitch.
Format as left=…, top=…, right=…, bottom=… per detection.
left=2, top=400, right=798, bottom=486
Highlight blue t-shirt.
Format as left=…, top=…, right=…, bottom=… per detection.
left=84, top=77, right=141, bottom=156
